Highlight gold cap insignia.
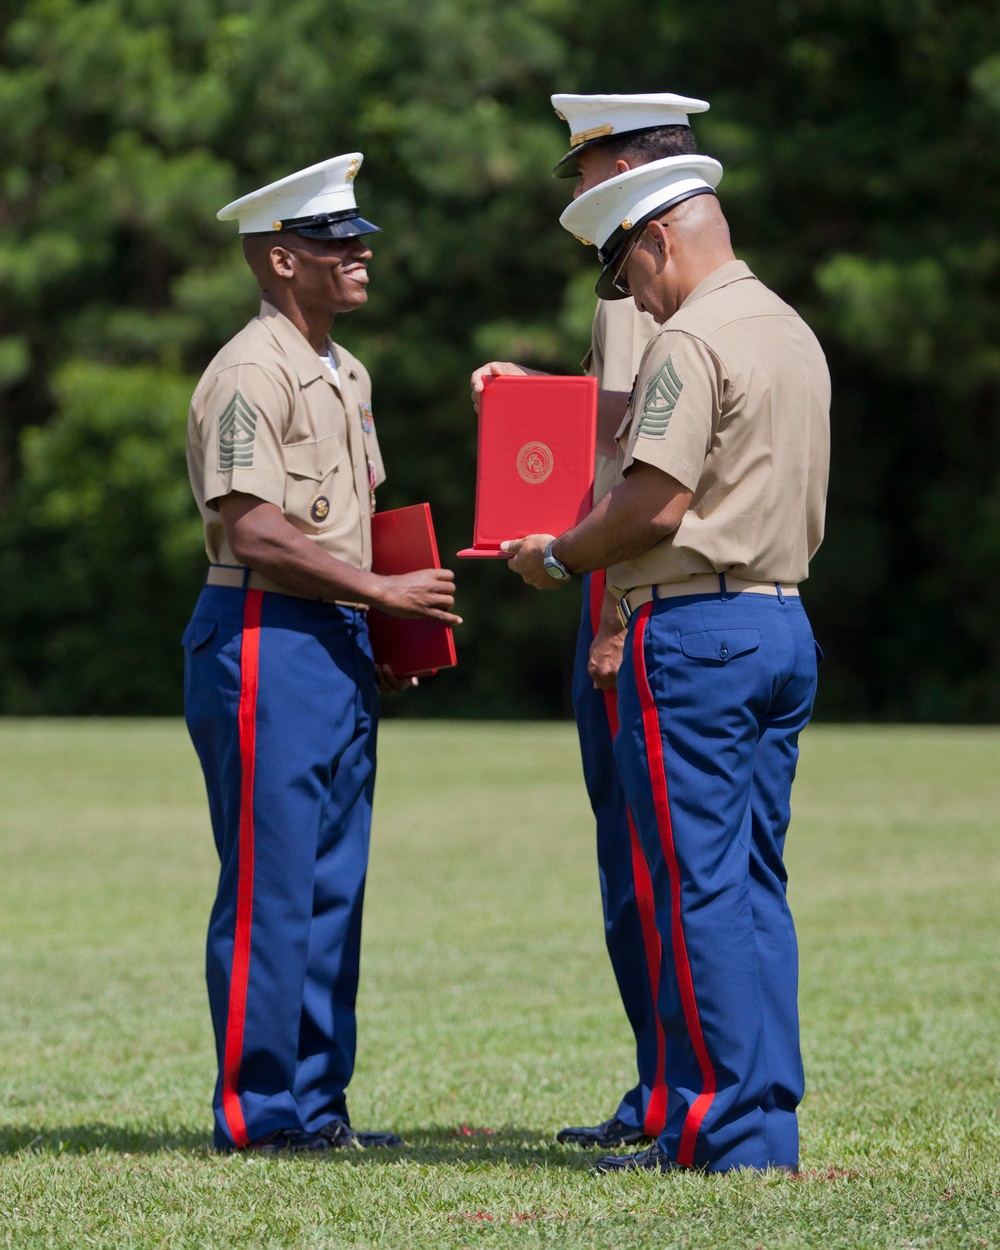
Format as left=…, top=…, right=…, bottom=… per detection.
left=553, top=108, right=567, bottom=121
left=346, top=159, right=360, bottom=182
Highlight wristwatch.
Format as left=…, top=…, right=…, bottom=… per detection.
left=543, top=539, right=572, bottom=581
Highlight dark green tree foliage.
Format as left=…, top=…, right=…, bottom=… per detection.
left=1, top=0, right=999, bottom=718
left=0, top=362, right=200, bottom=712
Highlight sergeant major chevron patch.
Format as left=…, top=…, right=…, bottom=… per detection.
left=637, top=357, right=684, bottom=439
left=218, top=391, right=258, bottom=470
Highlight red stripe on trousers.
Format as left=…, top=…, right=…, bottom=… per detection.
left=589, top=572, right=668, bottom=1137
left=221, top=587, right=264, bottom=1149
left=632, top=603, right=716, bottom=1166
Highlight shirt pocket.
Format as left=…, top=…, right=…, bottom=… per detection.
left=679, top=628, right=760, bottom=665
left=283, top=435, right=343, bottom=526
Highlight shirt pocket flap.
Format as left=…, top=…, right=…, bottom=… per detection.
left=680, top=628, right=760, bottom=664
left=284, top=436, right=341, bottom=482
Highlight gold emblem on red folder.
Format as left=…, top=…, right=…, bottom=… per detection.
left=516, top=441, right=554, bottom=484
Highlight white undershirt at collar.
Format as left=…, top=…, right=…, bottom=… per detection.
left=318, top=346, right=341, bottom=389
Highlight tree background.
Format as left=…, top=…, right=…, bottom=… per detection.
left=1, top=0, right=999, bottom=720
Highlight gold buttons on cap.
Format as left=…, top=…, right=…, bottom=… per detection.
left=272, top=220, right=283, bottom=231
left=621, top=219, right=633, bottom=230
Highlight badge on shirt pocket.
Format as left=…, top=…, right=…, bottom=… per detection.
left=284, top=437, right=341, bottom=529
left=309, top=494, right=331, bottom=523
left=359, top=402, right=374, bottom=434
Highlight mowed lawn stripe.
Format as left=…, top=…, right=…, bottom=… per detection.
left=1, top=720, right=998, bottom=1248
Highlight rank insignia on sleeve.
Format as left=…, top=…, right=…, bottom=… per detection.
left=637, top=356, right=684, bottom=439
left=218, top=391, right=258, bottom=469
left=359, top=402, right=374, bottom=434
left=309, top=495, right=331, bottom=523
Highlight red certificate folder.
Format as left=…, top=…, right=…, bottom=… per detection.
left=458, top=374, right=597, bottom=557
left=368, top=503, right=457, bottom=678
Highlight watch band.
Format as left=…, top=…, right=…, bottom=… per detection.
left=543, top=539, right=572, bottom=581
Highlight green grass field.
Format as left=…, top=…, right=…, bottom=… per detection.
left=1, top=720, right=998, bottom=1249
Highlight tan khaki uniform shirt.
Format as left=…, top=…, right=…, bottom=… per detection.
left=187, top=300, right=386, bottom=571
left=607, top=260, right=830, bottom=599
left=584, top=299, right=659, bottom=504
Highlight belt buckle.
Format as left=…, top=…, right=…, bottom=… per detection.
left=617, top=596, right=632, bottom=630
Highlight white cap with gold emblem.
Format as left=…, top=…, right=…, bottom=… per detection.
left=559, top=154, right=723, bottom=299
left=217, top=152, right=381, bottom=238
left=550, top=92, right=710, bottom=178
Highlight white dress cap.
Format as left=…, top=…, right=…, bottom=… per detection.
left=560, top=154, right=723, bottom=252
left=558, top=154, right=723, bottom=299
left=550, top=92, right=710, bottom=177
left=216, top=152, right=379, bottom=238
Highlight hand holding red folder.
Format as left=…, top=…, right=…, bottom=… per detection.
left=368, top=504, right=458, bottom=679
left=499, top=533, right=561, bottom=589
left=458, top=374, right=597, bottom=558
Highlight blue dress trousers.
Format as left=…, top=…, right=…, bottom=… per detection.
left=572, top=569, right=668, bottom=1137
left=614, top=585, right=818, bottom=1171
left=183, top=583, right=377, bottom=1151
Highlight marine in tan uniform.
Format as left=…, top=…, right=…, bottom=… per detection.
left=183, top=153, right=459, bottom=1155
left=506, top=155, right=830, bottom=1174
left=188, top=306, right=386, bottom=580
left=470, top=92, right=711, bottom=1151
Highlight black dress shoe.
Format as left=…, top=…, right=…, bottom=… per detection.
left=244, top=1127, right=331, bottom=1153
left=317, top=1120, right=403, bottom=1149
left=593, top=1145, right=800, bottom=1175
left=593, top=1139, right=679, bottom=1173
left=556, top=1116, right=649, bottom=1148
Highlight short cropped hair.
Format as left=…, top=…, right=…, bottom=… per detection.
left=598, top=124, right=699, bottom=164
left=242, top=233, right=282, bottom=288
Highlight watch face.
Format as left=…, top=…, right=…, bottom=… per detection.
left=543, top=539, right=570, bottom=580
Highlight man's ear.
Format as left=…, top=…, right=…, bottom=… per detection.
left=646, top=220, right=670, bottom=258
left=269, top=245, right=296, bottom=280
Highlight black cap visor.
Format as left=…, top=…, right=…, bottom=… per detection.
left=280, top=208, right=381, bottom=240
left=594, top=187, right=717, bottom=301
left=551, top=125, right=693, bottom=179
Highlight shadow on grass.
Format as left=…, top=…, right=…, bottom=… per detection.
left=0, top=1123, right=593, bottom=1168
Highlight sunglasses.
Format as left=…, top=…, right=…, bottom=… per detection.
left=610, top=229, right=643, bottom=297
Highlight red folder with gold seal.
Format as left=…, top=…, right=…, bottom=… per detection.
left=369, top=503, right=457, bottom=678
left=458, top=374, right=597, bottom=557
